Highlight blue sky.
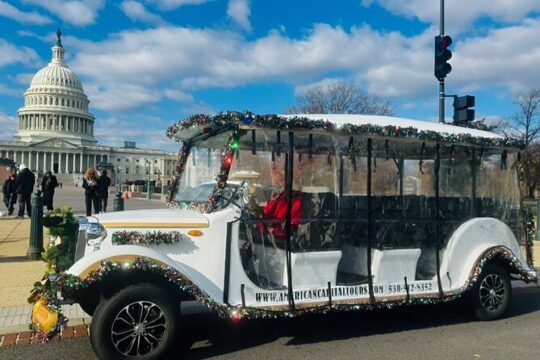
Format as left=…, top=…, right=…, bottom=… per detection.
left=0, top=0, right=539, bottom=151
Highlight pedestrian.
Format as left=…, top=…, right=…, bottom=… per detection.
left=97, top=169, right=111, bottom=213
left=2, top=172, right=17, bottom=215
left=41, top=171, right=58, bottom=211
left=15, top=164, right=35, bottom=218
left=82, top=168, right=100, bottom=216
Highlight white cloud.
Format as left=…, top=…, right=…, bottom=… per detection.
left=121, top=1, right=165, bottom=25
left=0, top=39, right=41, bottom=68
left=163, top=88, right=194, bottom=102
left=22, top=0, right=105, bottom=26
left=0, top=111, right=17, bottom=140
left=362, top=0, right=540, bottom=33
left=66, top=18, right=540, bottom=111
left=294, top=77, right=347, bottom=95
left=227, top=0, right=251, bottom=32
left=0, top=1, right=52, bottom=25
left=94, top=116, right=176, bottom=150
left=149, top=0, right=212, bottom=11
left=450, top=19, right=540, bottom=93
left=84, top=83, right=162, bottom=111
left=12, top=73, right=35, bottom=86
left=0, top=83, right=21, bottom=97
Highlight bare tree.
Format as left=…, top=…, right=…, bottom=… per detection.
left=504, top=89, right=540, bottom=198
left=509, top=89, right=540, bottom=148
left=521, top=142, right=540, bottom=198
left=287, top=81, right=393, bottom=115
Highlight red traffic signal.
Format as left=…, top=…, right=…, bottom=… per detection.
left=434, top=35, right=452, bottom=80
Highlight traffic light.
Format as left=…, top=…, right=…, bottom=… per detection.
left=434, top=35, right=452, bottom=80
left=453, top=95, right=475, bottom=123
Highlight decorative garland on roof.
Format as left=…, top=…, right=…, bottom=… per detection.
left=111, top=231, right=184, bottom=246
left=166, top=111, right=524, bottom=149
left=29, top=246, right=536, bottom=342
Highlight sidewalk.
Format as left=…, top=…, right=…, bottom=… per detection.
left=0, top=218, right=90, bottom=339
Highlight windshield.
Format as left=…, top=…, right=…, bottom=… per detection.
left=172, top=130, right=241, bottom=210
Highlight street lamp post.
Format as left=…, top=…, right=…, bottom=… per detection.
left=146, top=160, right=152, bottom=200
left=117, top=166, right=122, bottom=192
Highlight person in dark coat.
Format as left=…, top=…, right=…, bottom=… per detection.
left=2, top=172, right=17, bottom=215
left=97, top=169, right=111, bottom=213
left=15, top=164, right=35, bottom=218
left=41, top=171, right=58, bottom=211
left=82, top=168, right=100, bottom=216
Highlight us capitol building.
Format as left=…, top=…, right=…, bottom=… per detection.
left=0, top=31, right=177, bottom=186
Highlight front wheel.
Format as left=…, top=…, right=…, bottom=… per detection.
left=90, top=283, right=180, bottom=359
left=471, top=263, right=511, bottom=321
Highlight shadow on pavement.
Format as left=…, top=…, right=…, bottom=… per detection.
left=184, top=291, right=540, bottom=359
left=1, top=292, right=539, bottom=360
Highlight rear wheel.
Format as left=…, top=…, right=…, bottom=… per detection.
left=90, top=283, right=180, bottom=359
left=471, top=263, right=511, bottom=321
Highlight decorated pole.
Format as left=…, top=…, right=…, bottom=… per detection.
left=534, top=199, right=540, bottom=241
left=27, top=191, right=44, bottom=260
left=113, top=192, right=124, bottom=211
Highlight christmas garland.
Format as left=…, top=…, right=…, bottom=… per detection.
left=28, top=274, right=68, bottom=343
left=111, top=231, right=184, bottom=246
left=29, top=246, right=535, bottom=342
left=166, top=111, right=524, bottom=149
left=523, top=208, right=535, bottom=268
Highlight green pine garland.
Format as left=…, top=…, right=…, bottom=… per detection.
left=166, top=111, right=524, bottom=149
left=112, top=231, right=184, bottom=246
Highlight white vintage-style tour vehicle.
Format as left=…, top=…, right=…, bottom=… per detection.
left=56, top=112, right=537, bottom=359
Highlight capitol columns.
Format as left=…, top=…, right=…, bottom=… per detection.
left=58, top=151, right=62, bottom=174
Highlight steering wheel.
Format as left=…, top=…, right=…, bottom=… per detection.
left=219, top=181, right=246, bottom=210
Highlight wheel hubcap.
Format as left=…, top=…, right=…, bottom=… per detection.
left=479, top=274, right=506, bottom=312
left=111, top=301, right=166, bottom=357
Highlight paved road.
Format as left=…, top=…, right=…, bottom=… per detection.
left=2, top=290, right=540, bottom=360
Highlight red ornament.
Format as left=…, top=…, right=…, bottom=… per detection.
left=223, top=154, right=233, bottom=168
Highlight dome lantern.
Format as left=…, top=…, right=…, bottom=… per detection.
left=52, top=28, right=65, bottom=65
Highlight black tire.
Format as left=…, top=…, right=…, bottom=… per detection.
left=471, top=263, right=511, bottom=321
left=90, top=283, right=180, bottom=360
left=78, top=297, right=97, bottom=316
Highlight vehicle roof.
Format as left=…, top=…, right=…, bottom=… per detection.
left=168, top=112, right=522, bottom=149
left=283, top=114, right=503, bottom=140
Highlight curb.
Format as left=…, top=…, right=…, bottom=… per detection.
left=0, top=320, right=90, bottom=347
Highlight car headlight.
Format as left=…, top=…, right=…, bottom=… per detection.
left=86, top=222, right=107, bottom=249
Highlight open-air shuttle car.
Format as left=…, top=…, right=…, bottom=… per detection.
left=36, top=112, right=538, bottom=359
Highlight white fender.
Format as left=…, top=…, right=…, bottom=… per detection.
left=67, top=245, right=225, bottom=305
left=440, top=218, right=530, bottom=291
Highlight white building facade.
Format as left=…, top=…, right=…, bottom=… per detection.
left=0, top=31, right=177, bottom=185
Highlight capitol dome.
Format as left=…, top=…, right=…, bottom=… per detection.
left=30, top=63, right=84, bottom=91
left=14, top=29, right=97, bottom=146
